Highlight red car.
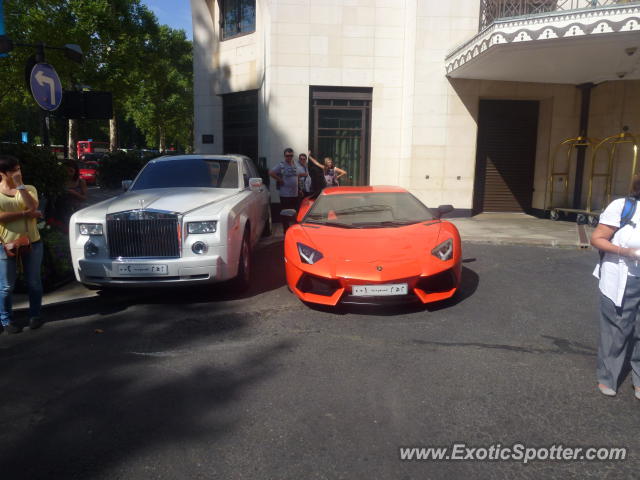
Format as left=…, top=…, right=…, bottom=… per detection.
left=78, top=161, right=98, bottom=185
left=283, top=186, right=462, bottom=306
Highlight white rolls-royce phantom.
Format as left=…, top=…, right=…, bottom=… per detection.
left=69, top=154, right=271, bottom=289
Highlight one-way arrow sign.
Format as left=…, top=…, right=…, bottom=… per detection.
left=29, top=62, right=62, bottom=111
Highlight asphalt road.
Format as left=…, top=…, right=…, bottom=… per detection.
left=0, top=242, right=637, bottom=479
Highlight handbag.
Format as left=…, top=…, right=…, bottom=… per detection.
left=3, top=216, right=32, bottom=258
left=4, top=235, right=31, bottom=258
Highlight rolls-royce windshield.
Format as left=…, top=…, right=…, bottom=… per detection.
left=131, top=159, right=239, bottom=190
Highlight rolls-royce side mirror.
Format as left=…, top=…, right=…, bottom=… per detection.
left=249, top=177, right=263, bottom=190
left=122, top=180, right=133, bottom=191
left=435, top=204, right=454, bottom=219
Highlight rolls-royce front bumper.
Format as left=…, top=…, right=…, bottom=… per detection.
left=77, top=255, right=226, bottom=287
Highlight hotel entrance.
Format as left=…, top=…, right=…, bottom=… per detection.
left=473, top=99, right=539, bottom=213
left=310, top=88, right=372, bottom=186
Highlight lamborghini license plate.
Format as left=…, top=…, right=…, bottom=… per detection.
left=352, top=283, right=408, bottom=296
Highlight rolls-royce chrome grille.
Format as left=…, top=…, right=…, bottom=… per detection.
left=106, top=210, right=180, bottom=258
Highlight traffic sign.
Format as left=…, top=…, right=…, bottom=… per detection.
left=29, top=62, right=62, bottom=111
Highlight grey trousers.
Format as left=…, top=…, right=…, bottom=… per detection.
left=597, top=276, right=640, bottom=389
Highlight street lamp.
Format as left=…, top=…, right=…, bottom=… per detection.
left=0, top=36, right=84, bottom=64
left=63, top=43, right=83, bottom=63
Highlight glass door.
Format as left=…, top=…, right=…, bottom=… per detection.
left=311, top=90, right=371, bottom=186
left=316, top=109, right=364, bottom=186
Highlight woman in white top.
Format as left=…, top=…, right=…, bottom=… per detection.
left=591, top=179, right=640, bottom=398
left=308, top=154, right=347, bottom=187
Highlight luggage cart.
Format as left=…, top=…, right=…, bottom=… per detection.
left=545, top=136, right=603, bottom=225
left=588, top=129, right=640, bottom=224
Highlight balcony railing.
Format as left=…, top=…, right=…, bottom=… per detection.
left=479, top=0, right=640, bottom=30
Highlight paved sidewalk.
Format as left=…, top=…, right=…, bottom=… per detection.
left=447, top=212, right=588, bottom=248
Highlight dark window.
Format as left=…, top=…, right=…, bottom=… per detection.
left=223, top=90, right=258, bottom=163
left=220, top=0, right=256, bottom=40
left=132, top=159, right=240, bottom=190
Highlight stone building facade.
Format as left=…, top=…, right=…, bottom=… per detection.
left=192, top=0, right=640, bottom=215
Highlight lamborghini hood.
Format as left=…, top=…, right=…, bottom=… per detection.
left=300, top=221, right=443, bottom=263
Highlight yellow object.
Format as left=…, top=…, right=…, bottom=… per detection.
left=545, top=136, right=601, bottom=222
left=0, top=185, right=41, bottom=244
left=592, top=131, right=639, bottom=201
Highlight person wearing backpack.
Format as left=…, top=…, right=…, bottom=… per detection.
left=591, top=182, right=640, bottom=398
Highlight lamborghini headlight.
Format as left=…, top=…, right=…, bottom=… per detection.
left=297, top=242, right=324, bottom=265
left=431, top=238, right=453, bottom=261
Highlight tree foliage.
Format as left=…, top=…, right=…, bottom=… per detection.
left=124, top=25, right=193, bottom=151
left=0, top=0, right=193, bottom=150
left=0, top=143, right=68, bottom=202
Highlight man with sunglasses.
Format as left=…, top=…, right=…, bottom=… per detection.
left=296, top=153, right=311, bottom=201
left=269, top=147, right=299, bottom=232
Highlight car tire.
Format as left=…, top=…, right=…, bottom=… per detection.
left=262, top=207, right=272, bottom=237
left=233, top=229, right=251, bottom=291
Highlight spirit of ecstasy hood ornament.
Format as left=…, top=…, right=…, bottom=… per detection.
left=139, top=199, right=145, bottom=210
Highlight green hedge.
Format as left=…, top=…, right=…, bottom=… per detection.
left=0, top=143, right=68, bottom=202
left=97, top=150, right=156, bottom=189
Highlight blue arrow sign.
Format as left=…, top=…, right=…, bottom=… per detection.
left=30, top=62, right=62, bottom=111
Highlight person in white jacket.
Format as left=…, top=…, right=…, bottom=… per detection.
left=591, top=179, right=640, bottom=398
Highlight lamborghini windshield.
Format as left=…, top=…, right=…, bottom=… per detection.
left=302, top=192, right=435, bottom=228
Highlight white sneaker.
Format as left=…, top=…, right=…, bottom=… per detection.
left=598, top=384, right=616, bottom=396
left=634, top=387, right=640, bottom=400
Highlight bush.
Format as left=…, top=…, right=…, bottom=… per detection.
left=15, top=221, right=74, bottom=293
left=97, top=150, right=156, bottom=189
left=0, top=143, right=68, bottom=202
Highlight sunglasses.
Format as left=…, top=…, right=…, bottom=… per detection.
left=285, top=154, right=294, bottom=157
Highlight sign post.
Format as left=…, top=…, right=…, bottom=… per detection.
left=0, top=0, right=7, bottom=58
left=30, top=62, right=62, bottom=111
left=30, top=62, right=62, bottom=147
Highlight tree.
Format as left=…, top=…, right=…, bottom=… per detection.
left=0, top=1, right=193, bottom=152
left=124, top=25, right=193, bottom=151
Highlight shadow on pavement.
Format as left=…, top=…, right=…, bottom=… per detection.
left=12, top=239, right=287, bottom=327
left=425, top=266, right=479, bottom=312
left=0, top=304, right=294, bottom=479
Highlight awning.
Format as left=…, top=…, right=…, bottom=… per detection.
left=445, top=5, right=640, bottom=84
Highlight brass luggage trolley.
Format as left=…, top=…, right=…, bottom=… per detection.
left=545, top=136, right=604, bottom=226
left=589, top=129, right=640, bottom=223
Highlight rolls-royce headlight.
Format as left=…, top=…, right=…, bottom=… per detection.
left=85, top=242, right=99, bottom=257
left=192, top=241, right=208, bottom=255
left=187, top=221, right=217, bottom=234
left=79, top=223, right=103, bottom=235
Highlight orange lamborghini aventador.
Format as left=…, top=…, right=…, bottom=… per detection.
left=283, top=186, right=462, bottom=306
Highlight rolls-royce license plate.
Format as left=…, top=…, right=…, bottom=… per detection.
left=352, top=283, right=408, bottom=296
left=116, top=264, right=168, bottom=276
